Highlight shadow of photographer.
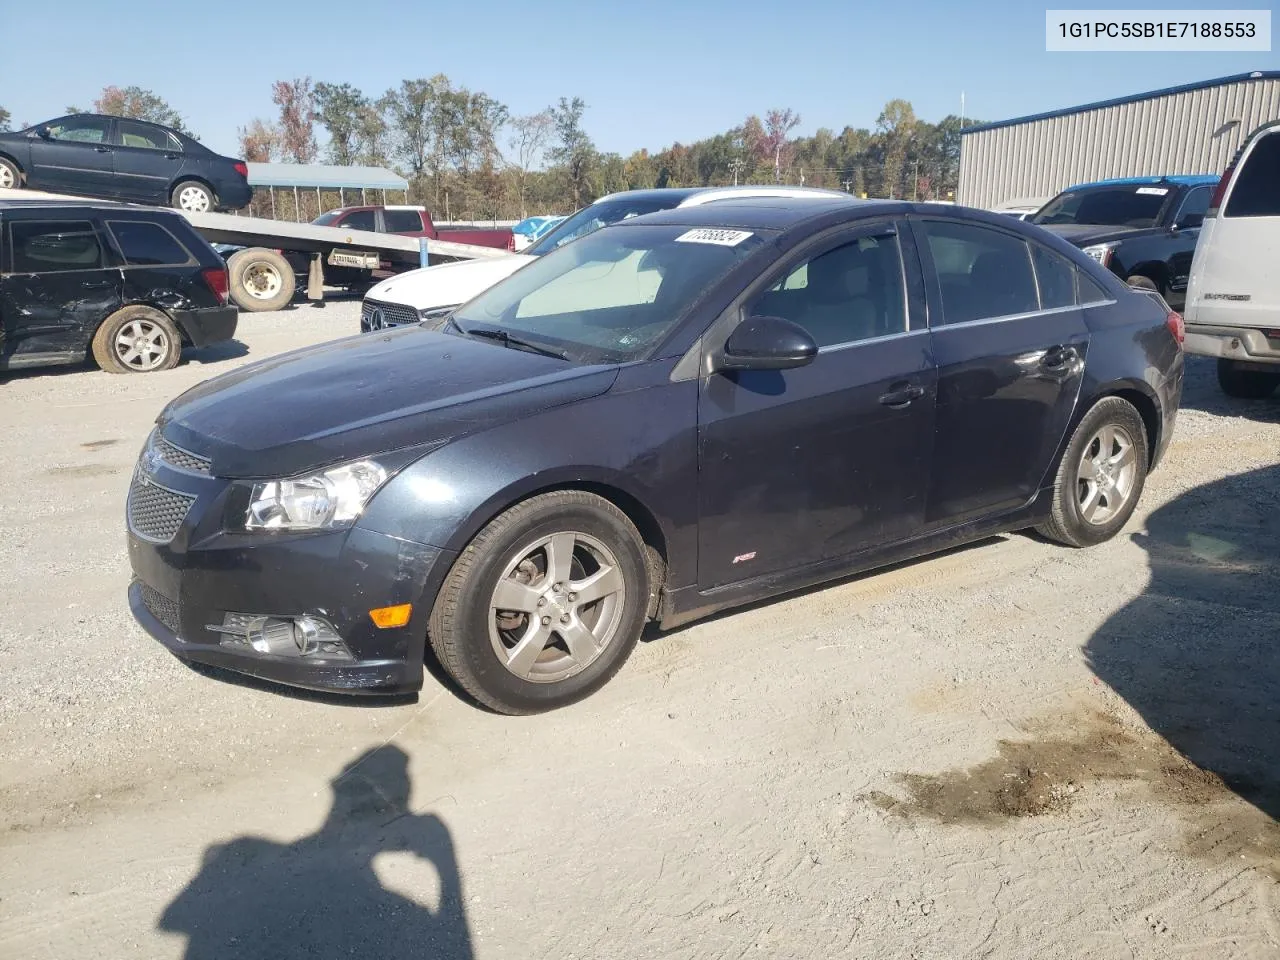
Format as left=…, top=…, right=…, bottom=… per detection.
left=159, top=744, right=474, bottom=959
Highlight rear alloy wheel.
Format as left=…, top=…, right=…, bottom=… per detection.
left=0, top=157, right=21, bottom=189
left=429, top=491, right=651, bottom=714
left=172, top=181, right=214, bottom=213
left=1216, top=359, right=1280, bottom=399
left=1037, top=397, right=1148, bottom=547
left=226, top=248, right=295, bottom=312
left=91, top=305, right=182, bottom=374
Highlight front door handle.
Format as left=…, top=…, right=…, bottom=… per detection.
left=164, top=152, right=181, bottom=159
left=879, top=383, right=925, bottom=408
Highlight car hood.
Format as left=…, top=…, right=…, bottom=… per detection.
left=367, top=254, right=534, bottom=311
left=157, top=327, right=619, bottom=479
left=1036, top=223, right=1150, bottom=246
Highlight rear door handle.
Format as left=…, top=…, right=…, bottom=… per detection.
left=95, top=145, right=112, bottom=153
left=1042, top=345, right=1078, bottom=369
left=164, top=152, right=181, bottom=159
left=879, top=383, right=926, bottom=408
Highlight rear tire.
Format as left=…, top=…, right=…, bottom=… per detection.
left=1216, top=359, right=1280, bottom=399
left=171, top=180, right=214, bottom=213
left=428, top=491, right=651, bottom=715
left=226, top=248, right=295, bottom=312
left=91, top=305, right=182, bottom=374
left=1037, top=397, right=1149, bottom=548
left=1125, top=274, right=1158, bottom=292
left=0, top=157, right=21, bottom=190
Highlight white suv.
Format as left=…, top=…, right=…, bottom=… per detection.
left=360, top=185, right=853, bottom=332
left=1184, top=120, right=1280, bottom=398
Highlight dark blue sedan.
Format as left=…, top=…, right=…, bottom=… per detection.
left=0, top=114, right=252, bottom=213
left=126, top=196, right=1184, bottom=714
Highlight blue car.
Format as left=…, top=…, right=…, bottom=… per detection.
left=511, top=215, right=566, bottom=250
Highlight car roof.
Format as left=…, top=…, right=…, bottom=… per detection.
left=1062, top=174, right=1220, bottom=191
left=591, top=185, right=852, bottom=208
left=614, top=195, right=895, bottom=232
left=0, top=198, right=174, bottom=215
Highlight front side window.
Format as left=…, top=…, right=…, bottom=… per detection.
left=9, top=220, right=104, bottom=273
left=749, top=232, right=907, bottom=348
left=921, top=220, right=1038, bottom=324
left=1174, top=185, right=1211, bottom=227
left=1225, top=133, right=1280, bottom=218
left=45, top=117, right=111, bottom=144
left=1031, top=185, right=1170, bottom=229
left=342, top=210, right=377, bottom=231
left=116, top=120, right=180, bottom=152
left=453, top=223, right=769, bottom=363
left=108, top=220, right=192, bottom=266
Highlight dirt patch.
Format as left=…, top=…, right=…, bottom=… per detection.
left=79, top=439, right=120, bottom=449
left=45, top=464, right=119, bottom=478
left=865, top=710, right=1280, bottom=877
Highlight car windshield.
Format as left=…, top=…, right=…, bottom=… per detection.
left=312, top=211, right=343, bottom=226
left=523, top=197, right=684, bottom=256
left=451, top=222, right=770, bottom=364
left=1031, top=185, right=1171, bottom=228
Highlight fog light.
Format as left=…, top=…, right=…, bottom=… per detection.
left=206, top=612, right=354, bottom=661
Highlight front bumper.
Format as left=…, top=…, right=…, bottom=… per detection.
left=172, top=305, right=238, bottom=348
left=1184, top=323, right=1280, bottom=365
left=125, top=451, right=453, bottom=695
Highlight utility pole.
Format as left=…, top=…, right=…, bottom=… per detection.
left=774, top=142, right=782, bottom=184
left=729, top=158, right=744, bottom=186
left=913, top=160, right=920, bottom=201
left=841, top=177, right=853, bottom=193
left=799, top=167, right=805, bottom=186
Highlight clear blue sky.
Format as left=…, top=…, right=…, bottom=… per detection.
left=2, top=0, right=1273, bottom=159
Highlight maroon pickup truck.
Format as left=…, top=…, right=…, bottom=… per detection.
left=312, top=205, right=515, bottom=251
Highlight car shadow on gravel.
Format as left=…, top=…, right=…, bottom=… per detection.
left=1085, top=463, right=1280, bottom=837
left=158, top=744, right=475, bottom=959
left=182, top=340, right=250, bottom=366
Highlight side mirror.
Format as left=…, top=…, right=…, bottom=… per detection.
left=718, top=315, right=818, bottom=371
left=34, top=125, right=51, bottom=139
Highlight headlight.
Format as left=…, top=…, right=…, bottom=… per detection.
left=418, top=305, right=458, bottom=321
left=246, top=459, right=388, bottom=531
left=1081, top=242, right=1117, bottom=267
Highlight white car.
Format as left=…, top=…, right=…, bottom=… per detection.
left=360, top=185, right=853, bottom=332
left=1184, top=120, right=1280, bottom=398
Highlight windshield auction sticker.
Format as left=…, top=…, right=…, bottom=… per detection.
left=675, top=229, right=754, bottom=246
left=1046, top=9, right=1271, bottom=50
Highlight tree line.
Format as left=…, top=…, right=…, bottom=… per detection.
left=0, top=85, right=975, bottom=220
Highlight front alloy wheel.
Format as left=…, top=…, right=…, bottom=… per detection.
left=430, top=491, right=651, bottom=714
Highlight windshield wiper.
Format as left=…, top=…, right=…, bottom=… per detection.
left=456, top=324, right=571, bottom=361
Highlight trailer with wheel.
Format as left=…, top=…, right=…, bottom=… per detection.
left=0, top=186, right=512, bottom=312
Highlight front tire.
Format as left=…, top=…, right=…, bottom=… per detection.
left=171, top=180, right=214, bottom=213
left=1037, top=397, right=1149, bottom=548
left=91, top=305, right=182, bottom=374
left=1216, top=359, right=1280, bottom=399
left=429, top=491, right=651, bottom=715
left=0, top=157, right=22, bottom=190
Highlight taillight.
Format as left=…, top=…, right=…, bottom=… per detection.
left=1208, top=162, right=1234, bottom=212
left=233, top=161, right=248, bottom=179
left=202, top=266, right=230, bottom=306
left=1166, top=310, right=1184, bottom=345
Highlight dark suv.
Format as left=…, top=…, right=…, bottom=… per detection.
left=0, top=201, right=237, bottom=374
left=0, top=114, right=253, bottom=213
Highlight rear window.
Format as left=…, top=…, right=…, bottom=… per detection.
left=109, top=220, right=192, bottom=266
left=9, top=220, right=104, bottom=273
left=384, top=209, right=423, bottom=232
left=1225, top=132, right=1280, bottom=218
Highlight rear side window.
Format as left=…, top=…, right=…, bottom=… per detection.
left=116, top=120, right=181, bottom=152
left=9, top=220, right=104, bottom=273
left=1031, top=245, right=1076, bottom=309
left=109, top=220, right=192, bottom=266
left=920, top=220, right=1038, bottom=324
left=341, top=210, right=377, bottom=231
left=384, top=209, right=422, bottom=232
left=1225, top=133, right=1280, bottom=218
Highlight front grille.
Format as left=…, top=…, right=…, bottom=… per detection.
left=139, top=583, right=181, bottom=634
left=128, top=473, right=196, bottom=543
left=362, top=298, right=420, bottom=331
left=155, top=436, right=210, bottom=474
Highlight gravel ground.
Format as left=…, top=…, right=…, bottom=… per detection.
left=1, top=306, right=1278, bottom=959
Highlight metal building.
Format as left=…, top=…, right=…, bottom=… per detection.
left=958, top=70, right=1280, bottom=210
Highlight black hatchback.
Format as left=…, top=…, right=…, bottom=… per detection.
left=127, top=197, right=1184, bottom=714
left=0, top=114, right=253, bottom=213
left=0, top=201, right=238, bottom=373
